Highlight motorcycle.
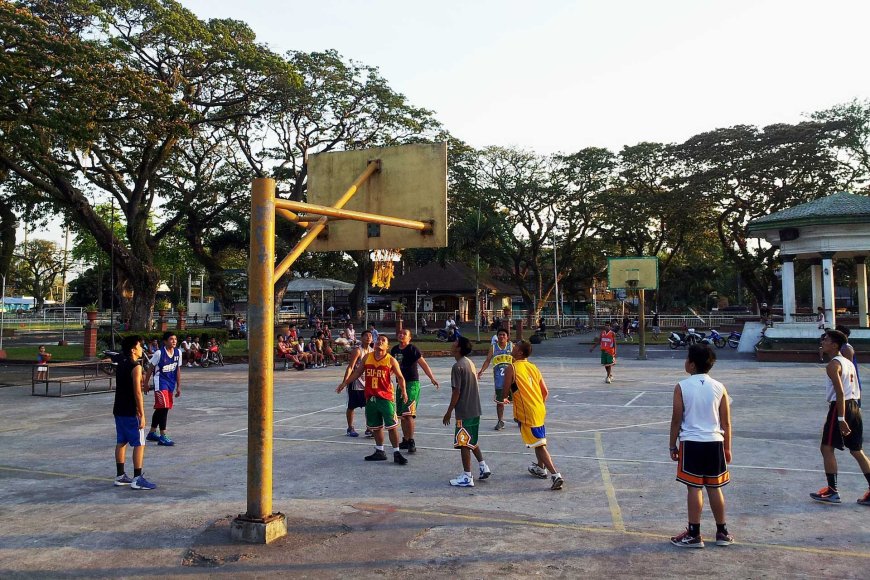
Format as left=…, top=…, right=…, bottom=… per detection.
left=199, top=344, right=225, bottom=368
left=701, top=329, right=727, bottom=349
left=727, top=331, right=741, bottom=349
left=100, top=349, right=121, bottom=375
left=435, top=327, right=461, bottom=342
left=668, top=331, right=689, bottom=349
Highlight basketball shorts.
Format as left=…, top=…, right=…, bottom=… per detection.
left=454, top=416, right=480, bottom=449
left=365, top=396, right=398, bottom=431
left=600, top=352, right=615, bottom=366
left=519, top=423, right=547, bottom=448
left=153, top=388, right=174, bottom=410
left=347, top=388, right=365, bottom=410
left=398, top=380, right=420, bottom=417
left=676, top=440, right=730, bottom=488
left=115, top=415, right=145, bottom=447
left=822, top=400, right=863, bottom=451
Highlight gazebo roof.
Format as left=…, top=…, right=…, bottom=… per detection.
left=747, top=191, right=870, bottom=232
left=387, top=261, right=520, bottom=295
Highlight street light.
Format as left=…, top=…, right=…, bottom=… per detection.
left=0, top=273, right=6, bottom=351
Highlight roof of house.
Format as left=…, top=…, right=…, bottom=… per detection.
left=747, top=191, right=870, bottom=231
left=387, top=261, right=521, bottom=295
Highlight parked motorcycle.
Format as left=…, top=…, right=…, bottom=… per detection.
left=100, top=349, right=121, bottom=375
left=668, top=331, right=689, bottom=349
left=727, top=331, right=741, bottom=349
left=701, top=329, right=727, bottom=349
left=199, top=344, right=225, bottom=368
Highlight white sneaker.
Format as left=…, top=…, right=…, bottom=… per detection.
left=186, top=363, right=192, bottom=368
left=605, top=375, right=613, bottom=384
left=450, top=473, right=474, bottom=487
left=528, top=463, right=548, bottom=479
left=479, top=465, right=492, bottom=480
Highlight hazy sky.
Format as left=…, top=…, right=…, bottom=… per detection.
left=20, top=0, right=870, bottom=251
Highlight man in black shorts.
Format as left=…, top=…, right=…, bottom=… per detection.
left=337, top=330, right=373, bottom=437
left=810, top=330, right=870, bottom=506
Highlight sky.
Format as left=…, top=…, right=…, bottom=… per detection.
left=19, top=0, right=870, bottom=260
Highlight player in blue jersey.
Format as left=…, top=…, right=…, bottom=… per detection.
left=144, top=331, right=182, bottom=446
left=477, top=329, right=513, bottom=430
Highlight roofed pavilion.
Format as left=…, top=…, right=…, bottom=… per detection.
left=747, top=191, right=870, bottom=329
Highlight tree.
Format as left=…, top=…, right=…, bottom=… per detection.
left=13, top=239, right=64, bottom=310
left=0, top=1, right=297, bottom=329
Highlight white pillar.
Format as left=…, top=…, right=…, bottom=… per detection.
left=810, top=263, right=823, bottom=310
left=857, top=257, right=868, bottom=329
left=781, top=255, right=796, bottom=323
left=821, top=253, right=835, bottom=329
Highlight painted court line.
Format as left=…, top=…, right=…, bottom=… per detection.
left=219, top=403, right=345, bottom=436
left=595, top=432, right=625, bottom=532
left=623, top=392, right=646, bottom=407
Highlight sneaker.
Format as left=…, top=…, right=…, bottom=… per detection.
left=810, top=486, right=841, bottom=504
left=364, top=449, right=387, bottom=461
left=346, top=428, right=359, bottom=438
left=494, top=420, right=505, bottom=431
left=407, top=439, right=417, bottom=453
left=858, top=490, right=870, bottom=506
left=364, top=429, right=373, bottom=438
left=449, top=473, right=474, bottom=487
left=670, top=528, right=704, bottom=548
left=114, top=473, right=133, bottom=486
left=157, top=434, right=175, bottom=446
left=605, top=375, right=613, bottom=384
left=551, top=475, right=564, bottom=490
left=193, top=362, right=200, bottom=367
left=186, top=363, right=193, bottom=368
left=393, top=451, right=408, bottom=465
left=528, top=463, right=548, bottom=479
left=334, top=361, right=342, bottom=366
left=399, top=439, right=409, bottom=450
left=715, top=531, right=734, bottom=546
left=479, top=465, right=492, bottom=480
left=145, top=431, right=160, bottom=442
left=130, top=475, right=156, bottom=490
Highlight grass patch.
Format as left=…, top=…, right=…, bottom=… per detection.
left=2, top=344, right=88, bottom=362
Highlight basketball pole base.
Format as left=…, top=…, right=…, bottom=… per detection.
left=230, top=512, right=287, bottom=544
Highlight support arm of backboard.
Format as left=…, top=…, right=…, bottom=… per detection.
left=273, top=160, right=381, bottom=280
left=275, top=199, right=433, bottom=233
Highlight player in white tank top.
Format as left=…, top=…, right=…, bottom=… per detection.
left=677, top=374, right=726, bottom=442
left=826, top=355, right=858, bottom=402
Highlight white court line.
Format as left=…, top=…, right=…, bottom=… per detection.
left=219, top=403, right=345, bottom=436
left=624, top=392, right=646, bottom=407
left=219, top=433, right=863, bottom=475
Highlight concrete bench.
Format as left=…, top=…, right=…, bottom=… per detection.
left=32, top=361, right=115, bottom=397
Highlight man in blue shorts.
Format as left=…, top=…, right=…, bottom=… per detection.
left=477, top=328, right=513, bottom=430
left=112, top=335, right=156, bottom=490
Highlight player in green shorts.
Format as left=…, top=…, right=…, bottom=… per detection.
left=391, top=329, right=440, bottom=453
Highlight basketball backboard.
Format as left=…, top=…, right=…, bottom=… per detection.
left=306, top=142, right=447, bottom=252
left=607, top=257, right=659, bottom=290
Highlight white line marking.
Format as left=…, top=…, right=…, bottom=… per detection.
left=624, top=392, right=646, bottom=407
left=219, top=433, right=862, bottom=474
left=218, top=403, right=345, bottom=436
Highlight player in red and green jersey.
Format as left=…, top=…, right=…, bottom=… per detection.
left=337, top=335, right=409, bottom=465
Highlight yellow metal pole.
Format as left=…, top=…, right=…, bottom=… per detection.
left=247, top=177, right=275, bottom=519
left=275, top=208, right=311, bottom=228
left=274, top=199, right=432, bottom=232
left=274, top=160, right=380, bottom=280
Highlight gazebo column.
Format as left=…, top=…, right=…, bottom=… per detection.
left=821, top=252, right=836, bottom=329
left=857, top=257, right=868, bottom=328
left=780, top=255, right=796, bottom=323
left=810, top=261, right=823, bottom=310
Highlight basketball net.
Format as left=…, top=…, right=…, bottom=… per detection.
left=371, top=249, right=402, bottom=289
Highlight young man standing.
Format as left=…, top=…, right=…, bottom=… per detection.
left=112, top=335, right=156, bottom=490
left=144, top=331, right=182, bottom=446
left=590, top=321, right=617, bottom=383
left=337, top=335, right=409, bottom=465
left=391, top=328, right=440, bottom=452
left=810, top=330, right=870, bottom=506
left=339, top=330, right=374, bottom=437
left=503, top=340, right=564, bottom=490
left=668, top=344, right=733, bottom=548
left=477, top=328, right=513, bottom=430
left=443, top=336, right=491, bottom=487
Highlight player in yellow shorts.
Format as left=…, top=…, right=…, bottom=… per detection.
left=502, top=340, right=564, bottom=490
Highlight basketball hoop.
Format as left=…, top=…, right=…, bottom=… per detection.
left=371, top=248, right=402, bottom=289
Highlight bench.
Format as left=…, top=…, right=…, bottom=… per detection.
left=32, top=360, right=115, bottom=397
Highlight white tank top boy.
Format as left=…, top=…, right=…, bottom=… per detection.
left=826, top=355, right=859, bottom=402
left=678, top=373, right=726, bottom=442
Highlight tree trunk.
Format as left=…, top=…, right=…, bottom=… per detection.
left=347, top=251, right=368, bottom=317
left=0, top=197, right=16, bottom=278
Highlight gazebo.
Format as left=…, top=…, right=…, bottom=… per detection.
left=747, top=191, right=870, bottom=331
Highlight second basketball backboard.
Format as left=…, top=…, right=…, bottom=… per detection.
left=607, top=257, right=659, bottom=290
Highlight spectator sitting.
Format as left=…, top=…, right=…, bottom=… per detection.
left=334, top=331, right=351, bottom=350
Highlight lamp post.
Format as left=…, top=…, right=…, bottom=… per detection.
left=0, top=273, right=6, bottom=352
left=552, top=233, right=560, bottom=327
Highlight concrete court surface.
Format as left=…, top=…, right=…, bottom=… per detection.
left=0, top=339, right=868, bottom=579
